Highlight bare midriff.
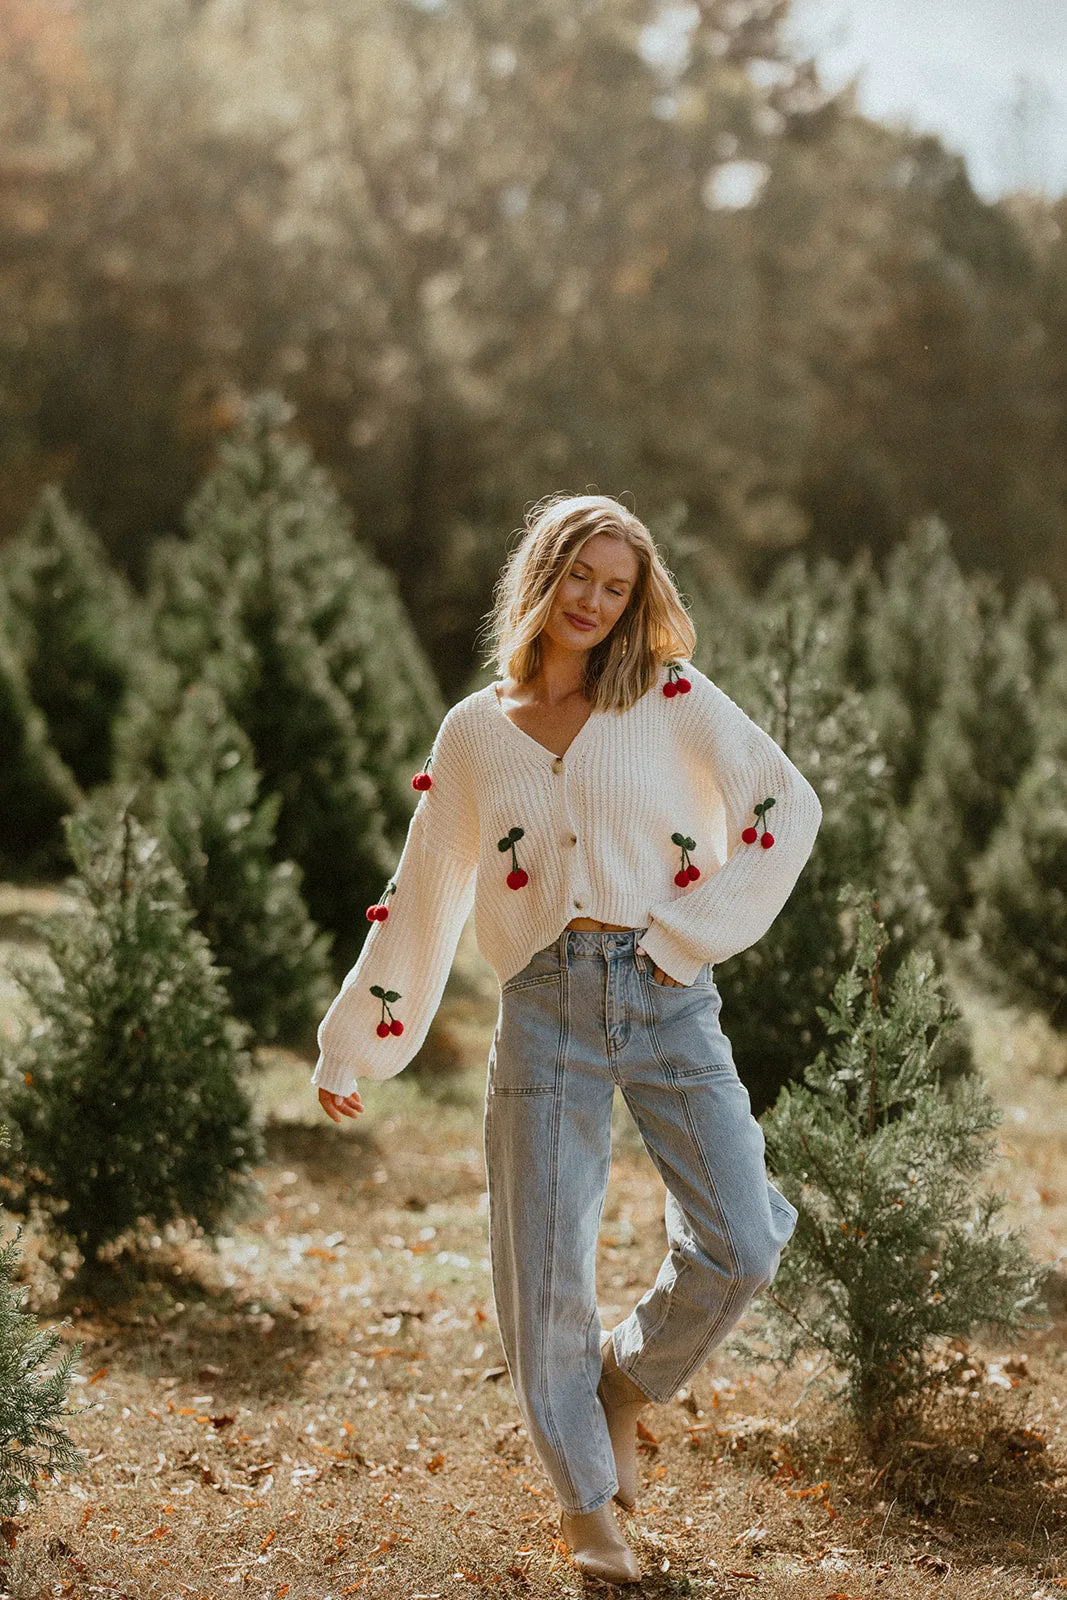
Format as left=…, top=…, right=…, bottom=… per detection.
left=564, top=917, right=641, bottom=931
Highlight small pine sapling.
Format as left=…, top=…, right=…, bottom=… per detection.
left=750, top=892, right=1047, bottom=1443
left=0, top=1129, right=85, bottom=1514
left=3, top=804, right=259, bottom=1267
left=150, top=680, right=335, bottom=1045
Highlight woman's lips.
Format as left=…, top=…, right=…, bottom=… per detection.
left=565, top=612, right=597, bottom=631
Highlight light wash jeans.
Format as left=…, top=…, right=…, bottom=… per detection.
left=482, top=927, right=798, bottom=1517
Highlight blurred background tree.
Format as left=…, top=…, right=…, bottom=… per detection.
left=1, top=0, right=1065, bottom=696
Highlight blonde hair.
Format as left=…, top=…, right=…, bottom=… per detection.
left=479, top=493, right=696, bottom=712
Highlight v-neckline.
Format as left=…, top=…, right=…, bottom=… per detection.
left=487, top=681, right=603, bottom=762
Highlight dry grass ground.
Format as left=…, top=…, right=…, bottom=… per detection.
left=1, top=889, right=1066, bottom=1599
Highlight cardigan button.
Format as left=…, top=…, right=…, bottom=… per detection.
left=551, top=756, right=564, bottom=774
left=567, top=834, right=577, bottom=845
left=573, top=898, right=584, bottom=910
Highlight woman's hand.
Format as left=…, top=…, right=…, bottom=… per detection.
left=318, top=1087, right=364, bottom=1122
left=650, top=964, right=686, bottom=986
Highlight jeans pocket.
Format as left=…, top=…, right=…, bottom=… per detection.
left=640, top=973, right=737, bottom=1083
left=490, top=971, right=564, bottom=1095
left=501, top=942, right=564, bottom=994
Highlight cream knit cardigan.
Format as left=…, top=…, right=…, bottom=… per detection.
left=311, top=659, right=822, bottom=1096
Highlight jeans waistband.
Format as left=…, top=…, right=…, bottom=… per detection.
left=556, top=927, right=648, bottom=960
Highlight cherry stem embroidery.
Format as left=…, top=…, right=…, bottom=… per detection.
left=498, top=826, right=529, bottom=889
left=663, top=661, right=692, bottom=698
left=742, top=797, right=777, bottom=849
left=366, top=880, right=396, bottom=922
left=370, top=984, right=404, bottom=1036
left=671, top=831, right=701, bottom=885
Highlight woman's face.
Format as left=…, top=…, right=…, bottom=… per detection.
left=542, top=533, right=640, bottom=655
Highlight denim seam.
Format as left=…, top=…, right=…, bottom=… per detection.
left=490, top=1087, right=556, bottom=1096
left=670, top=1087, right=751, bottom=1376
left=614, top=1084, right=682, bottom=1401
left=534, top=951, right=579, bottom=1509
left=584, top=1302, right=621, bottom=1502
left=626, top=1093, right=746, bottom=1401
left=502, top=978, right=563, bottom=994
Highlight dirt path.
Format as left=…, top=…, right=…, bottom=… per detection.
left=2, top=909, right=1066, bottom=1597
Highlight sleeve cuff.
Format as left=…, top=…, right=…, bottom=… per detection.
left=311, top=1052, right=360, bottom=1098
left=635, top=921, right=708, bottom=987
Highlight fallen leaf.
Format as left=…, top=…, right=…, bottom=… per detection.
left=426, top=1453, right=445, bottom=1473
left=260, top=1530, right=276, bottom=1553
left=787, top=1480, right=831, bottom=1499
left=88, top=1366, right=109, bottom=1385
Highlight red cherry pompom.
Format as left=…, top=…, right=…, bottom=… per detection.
left=662, top=681, right=678, bottom=698
left=375, top=905, right=389, bottom=920
left=506, top=867, right=529, bottom=890
left=674, top=869, right=689, bottom=886
left=687, top=864, right=701, bottom=881
left=376, top=1021, right=391, bottom=1037
left=741, top=826, right=758, bottom=844
left=676, top=677, right=691, bottom=693
left=761, top=832, right=775, bottom=849
left=412, top=772, right=433, bottom=790
left=366, top=906, right=377, bottom=921
left=390, top=1018, right=404, bottom=1035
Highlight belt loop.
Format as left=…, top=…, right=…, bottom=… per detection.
left=634, top=928, right=648, bottom=973
left=558, top=925, right=569, bottom=965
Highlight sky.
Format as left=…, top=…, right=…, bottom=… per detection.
left=784, top=0, right=1067, bottom=200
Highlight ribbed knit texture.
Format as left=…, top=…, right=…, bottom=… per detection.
left=312, top=659, right=822, bottom=1096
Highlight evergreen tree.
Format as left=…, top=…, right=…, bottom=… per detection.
left=906, top=573, right=1038, bottom=936
left=121, top=392, right=444, bottom=967
left=148, top=680, right=335, bottom=1044
left=969, top=655, right=1067, bottom=1029
left=147, top=391, right=443, bottom=834
left=1008, top=576, right=1067, bottom=697
left=861, top=517, right=971, bottom=809
left=694, top=577, right=940, bottom=1113
left=1, top=484, right=141, bottom=790
left=0, top=591, right=80, bottom=883
left=3, top=804, right=258, bottom=1265
left=753, top=896, right=1045, bottom=1440
left=0, top=1130, right=85, bottom=1514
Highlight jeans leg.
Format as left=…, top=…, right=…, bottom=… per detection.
left=482, top=948, right=620, bottom=1515
left=611, top=965, right=798, bottom=1404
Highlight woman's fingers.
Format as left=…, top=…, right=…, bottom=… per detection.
left=652, top=965, right=684, bottom=987
left=318, top=1087, right=364, bottom=1122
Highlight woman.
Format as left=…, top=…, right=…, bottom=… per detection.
left=314, top=494, right=821, bottom=1584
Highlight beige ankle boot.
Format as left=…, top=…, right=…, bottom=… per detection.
left=596, top=1330, right=651, bottom=1512
left=558, top=1502, right=642, bottom=1584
